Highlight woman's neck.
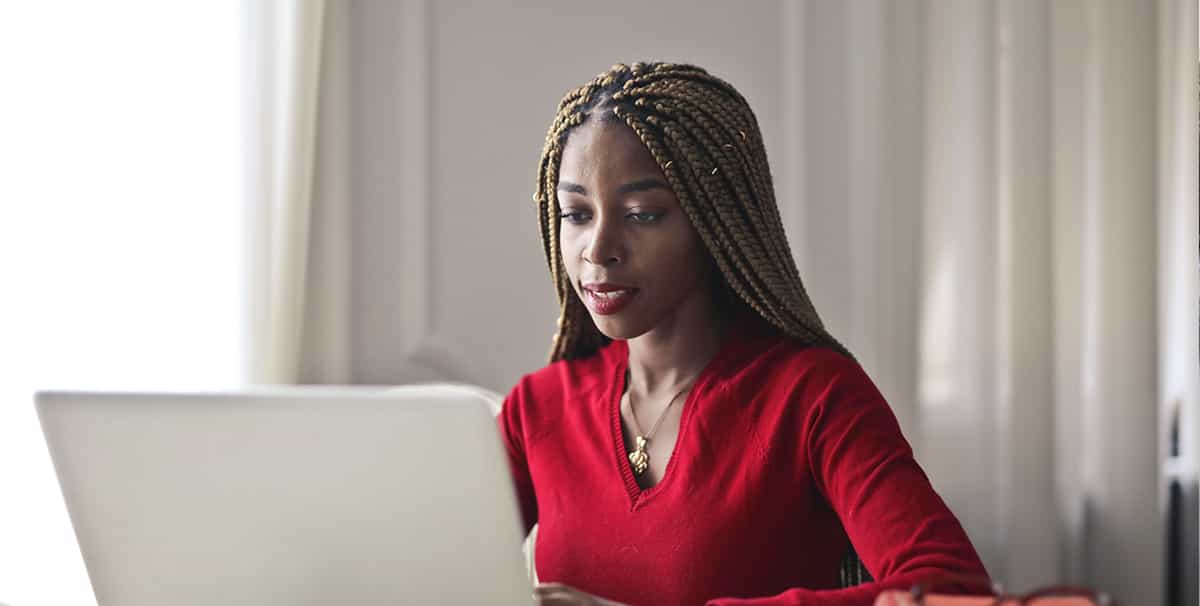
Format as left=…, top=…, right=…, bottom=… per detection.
left=625, top=293, right=730, bottom=398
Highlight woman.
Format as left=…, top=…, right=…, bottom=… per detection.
left=499, top=62, right=988, bottom=606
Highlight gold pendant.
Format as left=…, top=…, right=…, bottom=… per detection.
left=629, top=436, right=649, bottom=476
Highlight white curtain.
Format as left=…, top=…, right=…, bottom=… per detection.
left=240, top=0, right=351, bottom=386
left=790, top=1, right=1197, bottom=603
left=1158, top=0, right=1200, bottom=600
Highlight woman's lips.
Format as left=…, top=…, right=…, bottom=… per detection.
left=582, top=286, right=639, bottom=315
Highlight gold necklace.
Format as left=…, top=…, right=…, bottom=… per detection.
left=625, top=374, right=692, bottom=477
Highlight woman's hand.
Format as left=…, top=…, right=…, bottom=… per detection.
left=534, top=582, right=630, bottom=606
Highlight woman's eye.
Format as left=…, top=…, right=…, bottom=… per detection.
left=627, top=211, right=663, bottom=224
left=559, top=211, right=591, bottom=224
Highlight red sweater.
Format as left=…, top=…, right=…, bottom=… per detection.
left=498, top=313, right=988, bottom=605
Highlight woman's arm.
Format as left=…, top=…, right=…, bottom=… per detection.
left=498, top=378, right=539, bottom=536
left=707, top=355, right=989, bottom=606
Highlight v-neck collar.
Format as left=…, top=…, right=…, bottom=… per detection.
left=602, top=310, right=772, bottom=509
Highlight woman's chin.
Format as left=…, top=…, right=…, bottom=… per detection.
left=589, top=313, right=651, bottom=341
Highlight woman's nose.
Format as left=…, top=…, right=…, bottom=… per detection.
left=581, top=216, right=624, bottom=265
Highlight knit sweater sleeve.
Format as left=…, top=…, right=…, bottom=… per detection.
left=707, top=353, right=989, bottom=606
left=498, top=376, right=539, bottom=535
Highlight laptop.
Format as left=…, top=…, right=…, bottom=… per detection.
left=34, top=386, right=532, bottom=606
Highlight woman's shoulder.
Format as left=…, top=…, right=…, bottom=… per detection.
left=498, top=342, right=620, bottom=444
left=504, top=340, right=621, bottom=406
left=720, top=309, right=859, bottom=375
left=728, top=318, right=859, bottom=371
left=719, top=330, right=873, bottom=407
left=771, top=340, right=860, bottom=374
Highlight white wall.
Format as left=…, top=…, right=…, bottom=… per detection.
left=339, top=0, right=930, bottom=430
left=344, top=0, right=792, bottom=392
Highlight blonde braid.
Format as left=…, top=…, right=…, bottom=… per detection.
left=534, top=63, right=852, bottom=361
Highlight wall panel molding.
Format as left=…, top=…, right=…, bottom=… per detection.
left=350, top=0, right=466, bottom=385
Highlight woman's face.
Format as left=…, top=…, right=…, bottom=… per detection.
left=556, top=119, right=714, bottom=341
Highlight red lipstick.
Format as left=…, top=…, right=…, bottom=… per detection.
left=581, top=282, right=639, bottom=315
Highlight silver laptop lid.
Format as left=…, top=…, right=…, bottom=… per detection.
left=35, top=387, right=530, bottom=606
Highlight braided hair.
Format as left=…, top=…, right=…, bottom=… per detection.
left=535, top=62, right=852, bottom=363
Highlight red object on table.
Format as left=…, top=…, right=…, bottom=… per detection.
left=874, top=591, right=1098, bottom=605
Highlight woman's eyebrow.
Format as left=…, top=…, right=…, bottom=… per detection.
left=616, top=178, right=671, bottom=195
left=557, top=181, right=587, bottom=195
left=556, top=178, right=671, bottom=196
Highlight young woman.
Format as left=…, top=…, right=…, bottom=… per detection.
left=498, top=62, right=988, bottom=606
